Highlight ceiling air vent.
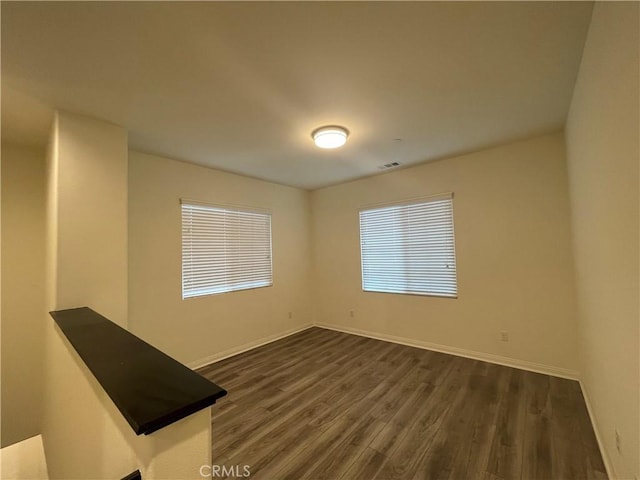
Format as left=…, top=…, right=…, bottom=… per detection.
left=378, top=161, right=401, bottom=170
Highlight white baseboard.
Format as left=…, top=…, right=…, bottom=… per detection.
left=191, top=320, right=580, bottom=379
left=579, top=380, right=615, bottom=480
left=187, top=323, right=314, bottom=370
left=315, top=322, right=580, bottom=381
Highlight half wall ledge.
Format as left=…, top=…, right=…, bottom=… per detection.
left=50, top=307, right=227, bottom=435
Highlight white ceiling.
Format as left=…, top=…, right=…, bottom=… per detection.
left=1, top=2, right=593, bottom=190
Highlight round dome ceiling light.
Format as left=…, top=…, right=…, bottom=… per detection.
left=312, top=125, right=349, bottom=149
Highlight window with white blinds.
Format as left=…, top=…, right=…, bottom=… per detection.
left=181, top=201, right=273, bottom=299
left=359, top=194, right=458, bottom=298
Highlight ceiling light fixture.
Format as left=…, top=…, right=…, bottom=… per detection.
left=312, top=125, right=349, bottom=149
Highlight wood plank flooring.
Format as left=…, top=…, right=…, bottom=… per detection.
left=197, top=327, right=607, bottom=480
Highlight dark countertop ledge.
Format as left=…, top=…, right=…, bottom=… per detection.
left=51, top=307, right=227, bottom=435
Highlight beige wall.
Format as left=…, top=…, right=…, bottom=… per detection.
left=565, top=3, right=639, bottom=479
left=41, top=112, right=213, bottom=479
left=128, top=151, right=312, bottom=367
left=311, top=132, right=580, bottom=376
left=1, top=143, right=46, bottom=447
left=0, top=434, right=48, bottom=479
left=52, top=113, right=129, bottom=326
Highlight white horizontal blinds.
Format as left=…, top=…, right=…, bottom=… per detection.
left=359, top=195, right=457, bottom=297
left=182, top=202, right=272, bottom=298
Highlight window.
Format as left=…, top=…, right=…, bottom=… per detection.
left=181, top=200, right=272, bottom=299
left=359, top=193, right=457, bottom=298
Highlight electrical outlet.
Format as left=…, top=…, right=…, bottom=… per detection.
left=500, top=331, right=509, bottom=342
left=615, top=429, right=621, bottom=454
left=349, top=309, right=355, bottom=318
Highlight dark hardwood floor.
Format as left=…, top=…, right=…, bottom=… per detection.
left=197, top=327, right=607, bottom=480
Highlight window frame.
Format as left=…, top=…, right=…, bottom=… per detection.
left=358, top=193, right=458, bottom=299
left=181, top=199, right=273, bottom=299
